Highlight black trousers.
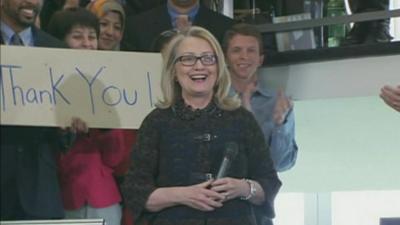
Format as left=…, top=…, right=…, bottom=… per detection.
left=345, top=0, right=392, bottom=43
left=348, top=0, right=389, bottom=13
left=275, top=0, right=305, bottom=16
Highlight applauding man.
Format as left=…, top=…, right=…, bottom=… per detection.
left=223, top=24, right=298, bottom=172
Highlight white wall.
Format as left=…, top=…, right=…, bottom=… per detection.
left=259, top=55, right=400, bottom=224
left=258, top=55, right=400, bottom=192
left=259, top=55, right=400, bottom=101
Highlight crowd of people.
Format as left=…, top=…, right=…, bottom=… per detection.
left=1, top=0, right=398, bottom=225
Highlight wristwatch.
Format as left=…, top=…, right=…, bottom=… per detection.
left=241, top=179, right=256, bottom=200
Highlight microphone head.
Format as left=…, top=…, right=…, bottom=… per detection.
left=225, top=142, right=239, bottom=160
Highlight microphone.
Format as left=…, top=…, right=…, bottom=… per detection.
left=216, top=142, right=239, bottom=179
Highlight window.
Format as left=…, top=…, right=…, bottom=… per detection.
left=390, top=0, right=400, bottom=41
left=274, top=193, right=305, bottom=225
left=332, top=191, right=400, bottom=225
left=273, top=191, right=400, bottom=225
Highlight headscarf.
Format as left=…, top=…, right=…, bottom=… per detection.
left=87, top=0, right=126, bottom=29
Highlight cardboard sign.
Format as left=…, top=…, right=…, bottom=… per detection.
left=0, top=45, right=162, bottom=129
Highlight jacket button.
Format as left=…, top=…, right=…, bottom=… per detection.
left=17, top=147, right=24, bottom=153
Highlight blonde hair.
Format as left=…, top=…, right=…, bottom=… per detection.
left=156, top=26, right=240, bottom=111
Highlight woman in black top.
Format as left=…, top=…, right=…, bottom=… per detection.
left=123, top=26, right=281, bottom=225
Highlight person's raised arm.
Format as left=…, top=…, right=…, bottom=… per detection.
left=380, top=85, right=400, bottom=112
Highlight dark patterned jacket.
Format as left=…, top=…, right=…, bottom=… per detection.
left=123, top=100, right=281, bottom=225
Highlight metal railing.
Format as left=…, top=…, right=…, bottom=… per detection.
left=255, top=9, right=400, bottom=33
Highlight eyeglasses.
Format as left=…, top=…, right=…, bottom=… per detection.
left=175, top=54, right=217, bottom=66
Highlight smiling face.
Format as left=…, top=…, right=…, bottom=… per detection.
left=0, top=0, right=43, bottom=32
left=226, top=34, right=264, bottom=82
left=98, top=11, right=123, bottom=50
left=64, top=25, right=98, bottom=50
left=174, top=36, right=218, bottom=103
left=169, top=0, right=198, bottom=8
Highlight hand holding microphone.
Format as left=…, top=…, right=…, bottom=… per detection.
left=211, top=142, right=245, bottom=201
left=211, top=142, right=260, bottom=202
left=216, top=142, right=239, bottom=179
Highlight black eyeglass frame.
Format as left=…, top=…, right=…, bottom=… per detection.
left=174, top=54, right=218, bottom=66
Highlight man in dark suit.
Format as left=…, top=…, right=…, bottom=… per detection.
left=124, top=0, right=163, bottom=17
left=122, top=0, right=235, bottom=51
left=1, top=0, right=66, bottom=220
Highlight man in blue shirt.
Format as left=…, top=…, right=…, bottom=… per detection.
left=223, top=23, right=298, bottom=172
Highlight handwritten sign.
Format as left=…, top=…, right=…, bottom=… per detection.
left=0, top=45, right=162, bottom=129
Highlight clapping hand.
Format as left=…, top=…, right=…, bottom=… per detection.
left=240, top=76, right=258, bottom=111
left=273, top=90, right=293, bottom=125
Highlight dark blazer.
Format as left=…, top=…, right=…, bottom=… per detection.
left=32, top=27, right=68, bottom=48
left=122, top=3, right=235, bottom=51
left=1, top=26, right=66, bottom=219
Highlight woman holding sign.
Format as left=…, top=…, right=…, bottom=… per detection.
left=122, top=26, right=281, bottom=225
left=87, top=1, right=138, bottom=224
left=47, top=8, right=128, bottom=225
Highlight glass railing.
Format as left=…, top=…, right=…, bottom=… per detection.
left=235, top=6, right=400, bottom=65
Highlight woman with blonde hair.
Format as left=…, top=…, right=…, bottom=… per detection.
left=123, top=26, right=281, bottom=225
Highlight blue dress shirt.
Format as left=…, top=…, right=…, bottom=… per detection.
left=1, top=21, right=34, bottom=46
left=231, top=85, right=298, bottom=172
left=167, top=1, right=200, bottom=28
